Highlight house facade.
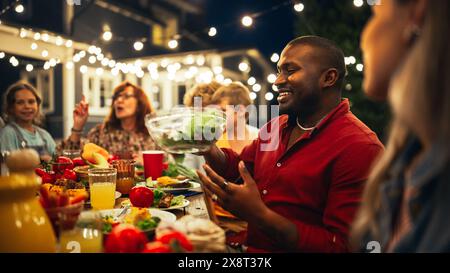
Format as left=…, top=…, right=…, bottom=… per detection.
left=0, top=0, right=275, bottom=142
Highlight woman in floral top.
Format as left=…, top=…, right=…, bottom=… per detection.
left=58, top=81, right=158, bottom=161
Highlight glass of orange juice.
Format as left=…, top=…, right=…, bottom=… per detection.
left=88, top=168, right=117, bottom=210
left=58, top=211, right=103, bottom=253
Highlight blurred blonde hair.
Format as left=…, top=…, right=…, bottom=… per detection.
left=183, top=81, right=222, bottom=107
left=211, top=82, right=252, bottom=107
left=351, top=0, right=450, bottom=247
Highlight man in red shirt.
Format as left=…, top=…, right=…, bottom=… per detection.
left=198, top=36, right=384, bottom=252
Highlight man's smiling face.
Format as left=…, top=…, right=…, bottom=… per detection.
left=274, top=44, right=324, bottom=116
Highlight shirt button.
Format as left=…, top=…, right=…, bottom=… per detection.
left=262, top=190, right=268, bottom=195
left=276, top=162, right=281, bottom=167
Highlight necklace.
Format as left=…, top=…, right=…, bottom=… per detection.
left=296, top=115, right=327, bottom=131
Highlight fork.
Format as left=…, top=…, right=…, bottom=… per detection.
left=114, top=204, right=130, bottom=221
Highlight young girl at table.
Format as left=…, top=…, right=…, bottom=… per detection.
left=351, top=0, right=450, bottom=252
left=0, top=81, right=56, bottom=162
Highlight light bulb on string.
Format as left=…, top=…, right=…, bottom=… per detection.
left=267, top=74, right=277, bottom=84
left=66, top=61, right=74, bottom=70
left=253, top=84, right=262, bottom=92
left=19, top=28, right=27, bottom=38
left=89, top=56, right=96, bottom=64
left=41, top=33, right=49, bottom=42
left=15, top=4, right=24, bottom=14
left=238, top=61, right=250, bottom=72
left=102, top=25, right=113, bottom=42
left=294, top=3, right=305, bottom=12
left=208, top=27, right=217, bottom=37
left=168, top=39, right=178, bottom=49
left=353, top=0, right=364, bottom=7
left=65, top=40, right=73, bottom=48
left=134, top=41, right=144, bottom=51
left=26, top=64, right=33, bottom=72
left=55, top=36, right=64, bottom=46
left=241, top=16, right=253, bottom=27
left=80, top=65, right=88, bottom=74
left=270, top=53, right=279, bottom=63
left=265, top=92, right=274, bottom=101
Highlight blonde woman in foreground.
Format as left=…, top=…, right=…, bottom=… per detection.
left=351, top=0, right=450, bottom=252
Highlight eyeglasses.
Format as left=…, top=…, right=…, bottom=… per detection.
left=113, top=93, right=136, bottom=101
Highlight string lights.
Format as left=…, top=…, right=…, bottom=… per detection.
left=0, top=0, right=369, bottom=102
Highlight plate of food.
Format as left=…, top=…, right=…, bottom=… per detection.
left=122, top=188, right=190, bottom=211
left=146, top=176, right=201, bottom=192
left=96, top=207, right=176, bottom=235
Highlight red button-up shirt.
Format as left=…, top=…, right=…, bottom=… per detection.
left=220, top=99, right=384, bottom=252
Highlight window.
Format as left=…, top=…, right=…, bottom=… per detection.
left=82, top=67, right=120, bottom=116
left=21, top=68, right=54, bottom=114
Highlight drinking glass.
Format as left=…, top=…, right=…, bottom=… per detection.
left=88, top=168, right=117, bottom=210
left=58, top=211, right=103, bottom=253
left=111, top=160, right=135, bottom=195
left=62, top=149, right=81, bottom=159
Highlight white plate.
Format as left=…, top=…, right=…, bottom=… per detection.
left=94, top=208, right=177, bottom=224
left=156, top=199, right=190, bottom=211
left=148, top=181, right=201, bottom=192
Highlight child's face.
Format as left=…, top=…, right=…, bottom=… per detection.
left=12, top=89, right=39, bottom=123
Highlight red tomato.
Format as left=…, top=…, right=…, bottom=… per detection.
left=41, top=172, right=55, bottom=184
left=162, top=162, right=169, bottom=170
left=156, top=231, right=193, bottom=252
left=35, top=168, right=47, bottom=177
left=129, top=186, right=154, bottom=208
left=62, top=169, right=78, bottom=181
left=142, top=241, right=172, bottom=253
left=53, top=156, right=74, bottom=173
left=72, top=157, right=86, bottom=167
left=107, top=154, right=120, bottom=164
left=104, top=224, right=148, bottom=253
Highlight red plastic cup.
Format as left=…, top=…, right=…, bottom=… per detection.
left=142, top=150, right=165, bottom=180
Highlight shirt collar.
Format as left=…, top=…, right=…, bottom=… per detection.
left=279, top=98, right=350, bottom=136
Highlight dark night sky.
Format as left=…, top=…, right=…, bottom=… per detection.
left=204, top=0, right=296, bottom=58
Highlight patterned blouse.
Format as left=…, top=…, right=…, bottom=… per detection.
left=58, top=124, right=157, bottom=159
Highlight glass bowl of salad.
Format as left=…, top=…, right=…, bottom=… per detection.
left=145, top=107, right=226, bottom=154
